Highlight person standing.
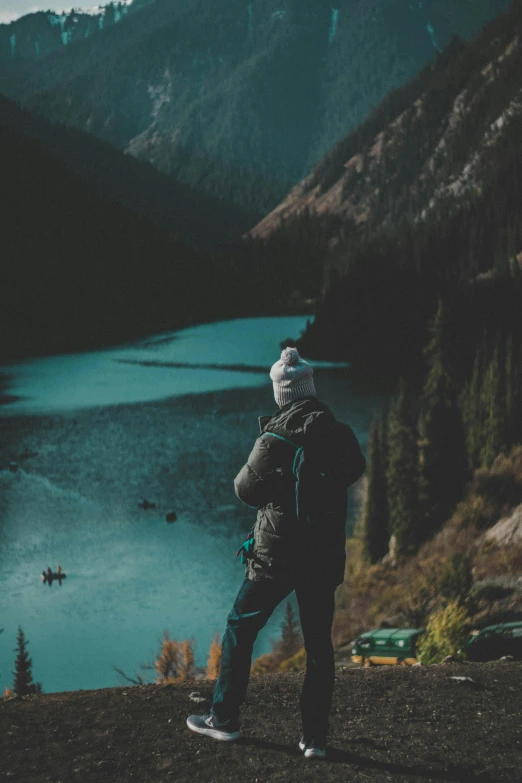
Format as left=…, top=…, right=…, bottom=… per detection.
left=187, top=347, right=365, bottom=758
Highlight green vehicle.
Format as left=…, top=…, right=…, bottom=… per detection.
left=464, top=621, right=522, bottom=661
left=351, top=627, right=424, bottom=667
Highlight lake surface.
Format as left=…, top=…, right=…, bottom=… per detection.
left=0, top=316, right=389, bottom=694
left=0, top=316, right=327, bottom=415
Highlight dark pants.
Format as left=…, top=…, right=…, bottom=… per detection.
left=211, top=575, right=336, bottom=740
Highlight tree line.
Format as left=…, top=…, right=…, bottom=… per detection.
left=361, top=303, right=522, bottom=564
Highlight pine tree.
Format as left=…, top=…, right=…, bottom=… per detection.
left=180, top=639, right=195, bottom=681
left=386, top=378, right=421, bottom=558
left=505, top=331, right=515, bottom=432
left=155, top=631, right=181, bottom=684
left=277, top=602, right=303, bottom=661
left=361, top=414, right=390, bottom=563
left=206, top=633, right=222, bottom=680
left=504, top=332, right=522, bottom=447
left=155, top=632, right=195, bottom=683
left=418, top=303, right=469, bottom=539
left=378, top=403, right=389, bottom=475
left=13, top=627, right=42, bottom=696
left=461, top=347, right=483, bottom=470
left=480, top=341, right=505, bottom=468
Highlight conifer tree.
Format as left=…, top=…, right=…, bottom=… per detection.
left=418, top=303, right=469, bottom=539
left=505, top=332, right=515, bottom=431
left=386, top=378, right=421, bottom=558
left=180, top=639, right=195, bottom=680
left=378, top=403, right=389, bottom=474
left=155, top=631, right=180, bottom=684
left=13, top=627, right=42, bottom=696
left=480, top=341, right=505, bottom=467
left=461, top=347, right=483, bottom=470
left=154, top=632, right=195, bottom=683
left=277, top=602, right=303, bottom=661
left=206, top=633, right=222, bottom=680
left=361, top=414, right=390, bottom=563
left=504, top=332, right=522, bottom=446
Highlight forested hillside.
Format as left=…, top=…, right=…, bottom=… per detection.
left=243, top=1, right=522, bottom=377
left=0, top=1, right=148, bottom=59
left=0, top=95, right=255, bottom=250
left=255, top=2, right=522, bottom=662
left=0, top=104, right=218, bottom=362
left=0, top=0, right=510, bottom=213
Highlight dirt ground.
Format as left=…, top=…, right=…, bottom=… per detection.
left=1, top=661, right=521, bottom=783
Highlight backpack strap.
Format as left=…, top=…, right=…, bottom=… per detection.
left=262, top=432, right=308, bottom=523
left=261, top=432, right=303, bottom=478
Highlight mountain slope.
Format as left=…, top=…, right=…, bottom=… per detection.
left=0, top=94, right=256, bottom=250
left=0, top=102, right=218, bottom=362
left=251, top=5, right=522, bottom=241
left=0, top=0, right=511, bottom=213
left=243, top=1, right=522, bottom=371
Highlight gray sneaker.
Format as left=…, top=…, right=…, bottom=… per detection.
left=299, top=735, right=327, bottom=759
left=186, top=713, right=240, bottom=742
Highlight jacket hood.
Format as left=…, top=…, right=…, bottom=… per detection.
left=261, top=396, right=336, bottom=445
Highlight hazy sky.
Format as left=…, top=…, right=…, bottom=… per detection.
left=0, top=3, right=73, bottom=24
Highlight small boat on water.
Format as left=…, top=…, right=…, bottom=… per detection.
left=41, top=566, right=66, bottom=583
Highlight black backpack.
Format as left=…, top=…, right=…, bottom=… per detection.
left=235, top=420, right=365, bottom=563
left=262, top=421, right=365, bottom=528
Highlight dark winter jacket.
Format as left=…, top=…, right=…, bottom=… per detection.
left=234, top=396, right=366, bottom=588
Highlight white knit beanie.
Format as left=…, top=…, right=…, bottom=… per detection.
left=270, top=347, right=316, bottom=407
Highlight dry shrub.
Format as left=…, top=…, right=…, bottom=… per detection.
left=250, top=652, right=282, bottom=674
left=385, top=555, right=445, bottom=627
left=446, top=493, right=495, bottom=531
left=3, top=686, right=13, bottom=699
left=491, top=445, right=522, bottom=480
left=333, top=552, right=402, bottom=647
left=417, top=600, right=470, bottom=664
left=279, top=647, right=306, bottom=672
left=473, top=542, right=522, bottom=581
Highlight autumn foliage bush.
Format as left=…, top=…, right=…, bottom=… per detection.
left=416, top=601, right=471, bottom=664
left=155, top=633, right=195, bottom=684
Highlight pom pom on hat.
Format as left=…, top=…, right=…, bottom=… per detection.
left=280, top=347, right=301, bottom=366
left=270, top=347, right=316, bottom=407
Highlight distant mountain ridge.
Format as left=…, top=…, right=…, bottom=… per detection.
left=0, top=0, right=511, bottom=213
left=0, top=1, right=149, bottom=60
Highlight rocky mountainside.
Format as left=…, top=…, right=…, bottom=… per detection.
left=251, top=3, right=522, bottom=243
left=239, top=1, right=522, bottom=371
left=0, top=0, right=511, bottom=213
